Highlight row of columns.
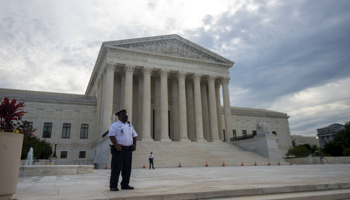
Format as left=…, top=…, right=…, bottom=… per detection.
left=97, top=64, right=232, bottom=142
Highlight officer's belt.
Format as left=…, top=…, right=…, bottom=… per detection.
left=121, top=145, right=133, bottom=150
left=110, top=145, right=133, bottom=150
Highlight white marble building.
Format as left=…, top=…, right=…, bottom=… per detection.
left=291, top=135, right=319, bottom=147
left=0, top=35, right=292, bottom=166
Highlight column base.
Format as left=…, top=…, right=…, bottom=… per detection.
left=140, top=137, right=154, bottom=142
left=159, top=138, right=172, bottom=142
left=179, top=138, right=191, bottom=142
left=194, top=139, right=207, bottom=143
left=209, top=138, right=222, bottom=143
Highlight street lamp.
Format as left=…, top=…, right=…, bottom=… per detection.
left=53, top=143, right=57, bottom=157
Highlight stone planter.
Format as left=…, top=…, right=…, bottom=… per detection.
left=0, top=132, right=23, bottom=200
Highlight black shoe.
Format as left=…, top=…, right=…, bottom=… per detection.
left=121, top=185, right=134, bottom=190
left=110, top=187, right=119, bottom=191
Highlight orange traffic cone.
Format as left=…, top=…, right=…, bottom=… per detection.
left=178, top=162, right=181, bottom=167
left=278, top=161, right=281, bottom=165
left=205, top=161, right=208, bottom=167
left=241, top=161, right=244, bottom=166
left=105, top=163, right=108, bottom=169
left=290, top=162, right=293, bottom=165
left=223, top=161, right=225, bottom=166
left=143, top=163, right=145, bottom=168
left=254, top=161, right=257, bottom=166
left=268, top=162, right=271, bottom=166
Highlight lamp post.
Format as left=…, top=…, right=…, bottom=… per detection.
left=53, top=143, right=57, bottom=157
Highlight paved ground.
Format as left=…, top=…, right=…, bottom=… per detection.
left=13, top=164, right=350, bottom=200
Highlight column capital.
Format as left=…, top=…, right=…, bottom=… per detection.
left=105, top=63, right=116, bottom=72
left=177, top=71, right=187, bottom=80
left=192, top=73, right=202, bottom=81
left=208, top=75, right=217, bottom=83
left=142, top=67, right=153, bottom=76
left=124, top=64, right=135, bottom=73
left=159, top=69, right=170, bottom=77
left=221, top=77, right=230, bottom=85
left=215, top=82, right=221, bottom=89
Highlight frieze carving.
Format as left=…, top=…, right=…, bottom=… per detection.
left=114, top=39, right=225, bottom=63
left=108, top=48, right=229, bottom=74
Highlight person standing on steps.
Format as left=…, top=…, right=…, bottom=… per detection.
left=108, top=109, right=137, bottom=191
left=149, top=152, right=155, bottom=169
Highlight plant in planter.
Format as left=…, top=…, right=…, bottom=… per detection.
left=0, top=97, right=35, bottom=199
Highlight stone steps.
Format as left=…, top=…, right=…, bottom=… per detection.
left=133, top=141, right=288, bottom=168
left=207, top=189, right=350, bottom=200
left=109, top=183, right=350, bottom=200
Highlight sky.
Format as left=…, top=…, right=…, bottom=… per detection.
left=0, top=0, right=349, bottom=137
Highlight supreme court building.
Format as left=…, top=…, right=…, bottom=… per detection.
left=0, top=35, right=292, bottom=166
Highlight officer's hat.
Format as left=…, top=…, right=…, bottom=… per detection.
left=115, top=109, right=127, bottom=116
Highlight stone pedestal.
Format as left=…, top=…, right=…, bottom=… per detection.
left=233, top=133, right=282, bottom=160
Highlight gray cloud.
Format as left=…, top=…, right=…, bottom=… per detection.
left=0, top=0, right=349, bottom=137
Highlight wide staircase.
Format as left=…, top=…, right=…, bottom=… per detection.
left=133, top=141, right=287, bottom=168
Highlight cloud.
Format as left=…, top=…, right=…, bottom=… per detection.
left=0, top=0, right=349, bottom=136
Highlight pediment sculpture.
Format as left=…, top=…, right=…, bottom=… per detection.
left=114, top=39, right=225, bottom=63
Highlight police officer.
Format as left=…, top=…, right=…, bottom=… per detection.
left=108, top=109, right=137, bottom=191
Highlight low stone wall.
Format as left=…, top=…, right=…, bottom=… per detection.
left=20, top=159, right=56, bottom=165
left=18, top=165, right=94, bottom=176
left=286, top=157, right=350, bottom=164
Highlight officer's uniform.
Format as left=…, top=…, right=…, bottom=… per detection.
left=108, top=117, right=138, bottom=190
left=149, top=153, right=155, bottom=169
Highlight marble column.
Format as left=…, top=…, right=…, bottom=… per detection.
left=120, top=72, right=125, bottom=109
left=124, top=64, right=135, bottom=123
left=193, top=74, right=205, bottom=142
left=208, top=75, right=220, bottom=142
left=215, top=82, right=223, bottom=141
left=142, top=67, right=153, bottom=141
left=222, top=77, right=233, bottom=141
left=178, top=71, right=190, bottom=141
left=96, top=78, right=103, bottom=138
left=201, top=80, right=210, bottom=141
left=102, top=64, right=115, bottom=132
left=186, top=79, right=195, bottom=140
left=171, top=77, right=180, bottom=141
left=137, top=74, right=143, bottom=139
left=113, top=74, right=121, bottom=114
left=154, top=76, right=161, bottom=140
left=160, top=69, right=171, bottom=141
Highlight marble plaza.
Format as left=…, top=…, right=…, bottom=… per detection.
left=13, top=164, right=350, bottom=200
left=0, top=35, right=292, bottom=167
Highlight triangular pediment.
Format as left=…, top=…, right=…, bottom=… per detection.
left=103, top=34, right=234, bottom=65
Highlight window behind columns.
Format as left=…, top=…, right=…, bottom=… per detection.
left=43, top=122, right=52, bottom=138
left=242, top=130, right=247, bottom=138
left=232, top=129, right=236, bottom=138
left=62, top=123, right=71, bottom=139
left=80, top=124, right=89, bottom=139
left=223, top=129, right=226, bottom=141
left=252, top=130, right=257, bottom=136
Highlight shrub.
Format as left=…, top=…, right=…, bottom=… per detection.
left=22, top=135, right=53, bottom=159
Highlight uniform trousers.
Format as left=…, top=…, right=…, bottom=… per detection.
left=149, top=158, right=154, bottom=169
left=110, top=146, right=133, bottom=189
